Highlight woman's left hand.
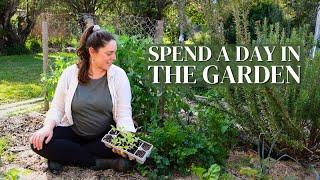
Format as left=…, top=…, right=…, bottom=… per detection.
left=112, top=148, right=135, bottom=161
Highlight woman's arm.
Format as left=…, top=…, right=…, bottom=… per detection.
left=114, top=69, right=137, bottom=133
left=30, top=68, right=69, bottom=150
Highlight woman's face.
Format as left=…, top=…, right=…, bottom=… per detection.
left=89, top=40, right=117, bottom=71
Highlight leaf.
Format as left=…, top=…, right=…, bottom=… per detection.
left=191, top=164, right=207, bottom=179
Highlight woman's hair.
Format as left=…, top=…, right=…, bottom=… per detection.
left=76, top=25, right=115, bottom=84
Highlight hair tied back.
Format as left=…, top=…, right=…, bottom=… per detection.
left=93, top=25, right=101, bottom=32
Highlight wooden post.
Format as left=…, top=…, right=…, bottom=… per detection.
left=313, top=5, right=320, bottom=58
left=154, top=20, right=165, bottom=120
left=42, top=20, right=49, bottom=111
left=154, top=20, right=164, bottom=43
left=177, top=0, right=187, bottom=44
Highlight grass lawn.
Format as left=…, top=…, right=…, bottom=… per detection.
left=0, top=54, right=43, bottom=105
left=0, top=53, right=76, bottom=105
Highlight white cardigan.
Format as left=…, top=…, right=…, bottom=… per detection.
left=45, top=64, right=137, bottom=133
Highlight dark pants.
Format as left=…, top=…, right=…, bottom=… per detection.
left=31, top=126, right=119, bottom=167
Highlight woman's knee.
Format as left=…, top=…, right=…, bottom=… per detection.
left=30, top=143, right=42, bottom=153
left=30, top=141, right=50, bottom=154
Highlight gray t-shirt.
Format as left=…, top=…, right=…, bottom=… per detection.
left=71, top=75, right=114, bottom=139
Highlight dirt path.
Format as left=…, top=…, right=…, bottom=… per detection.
left=0, top=98, right=44, bottom=119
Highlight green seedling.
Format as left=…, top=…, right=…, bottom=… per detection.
left=110, top=125, right=139, bottom=152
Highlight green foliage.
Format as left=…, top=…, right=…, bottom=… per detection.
left=239, top=167, right=259, bottom=177
left=145, top=119, right=212, bottom=177
left=43, top=34, right=233, bottom=178
left=25, top=37, right=42, bottom=54
left=110, top=125, right=139, bottom=151
left=163, top=5, right=180, bottom=44
left=231, top=0, right=252, bottom=44
left=120, top=0, right=172, bottom=20
left=3, top=168, right=31, bottom=180
left=238, top=166, right=271, bottom=179
left=142, top=108, right=234, bottom=178
left=191, top=164, right=221, bottom=180
left=0, top=0, right=5, bottom=11
left=115, top=35, right=205, bottom=177
left=185, top=2, right=206, bottom=26
left=282, top=0, right=319, bottom=28
left=213, top=0, right=318, bottom=44
left=4, top=44, right=30, bottom=55
left=215, top=21, right=320, bottom=159
left=248, top=0, right=286, bottom=41
left=114, top=35, right=161, bottom=127
left=41, top=53, right=77, bottom=101
left=48, top=36, right=71, bottom=50
left=0, top=136, right=15, bottom=165
left=0, top=136, right=9, bottom=156
left=187, top=32, right=211, bottom=45
left=191, top=165, right=207, bottom=178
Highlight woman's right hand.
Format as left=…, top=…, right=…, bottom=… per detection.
left=29, top=126, right=53, bottom=151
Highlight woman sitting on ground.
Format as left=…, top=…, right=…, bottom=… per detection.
left=29, top=25, right=137, bottom=174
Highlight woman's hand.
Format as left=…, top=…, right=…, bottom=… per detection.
left=29, top=126, right=53, bottom=151
left=112, top=148, right=135, bottom=161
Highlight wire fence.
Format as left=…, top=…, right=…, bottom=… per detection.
left=31, top=13, right=164, bottom=52
left=34, top=13, right=165, bottom=109
left=98, top=15, right=158, bottom=38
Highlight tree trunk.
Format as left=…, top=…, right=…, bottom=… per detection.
left=0, top=0, right=36, bottom=55
left=0, top=0, right=18, bottom=54
left=78, top=13, right=96, bottom=32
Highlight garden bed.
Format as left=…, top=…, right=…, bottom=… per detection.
left=0, top=112, right=318, bottom=179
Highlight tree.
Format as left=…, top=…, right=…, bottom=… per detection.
left=121, top=0, right=172, bottom=20
left=54, top=0, right=117, bottom=31
left=0, top=0, right=46, bottom=55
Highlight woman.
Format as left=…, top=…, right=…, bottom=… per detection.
left=29, top=25, right=137, bottom=175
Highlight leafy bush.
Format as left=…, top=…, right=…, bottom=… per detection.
left=138, top=103, right=236, bottom=178
left=42, top=53, right=77, bottom=101
left=25, top=37, right=42, bottom=54
left=143, top=119, right=215, bottom=177
left=4, top=44, right=30, bottom=55
left=114, top=35, right=160, bottom=127
left=210, top=20, right=320, bottom=159
left=191, top=164, right=221, bottom=180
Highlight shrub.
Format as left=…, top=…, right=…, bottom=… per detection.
left=210, top=21, right=320, bottom=160
left=42, top=53, right=77, bottom=101
left=4, top=44, right=30, bottom=55
left=25, top=37, right=42, bottom=54
left=139, top=103, right=236, bottom=178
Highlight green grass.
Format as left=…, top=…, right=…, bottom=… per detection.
left=0, top=136, right=9, bottom=156
left=7, top=102, right=45, bottom=117
left=0, top=52, right=76, bottom=105
left=0, top=54, right=43, bottom=105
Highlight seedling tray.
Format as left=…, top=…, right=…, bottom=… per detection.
left=101, top=129, right=153, bottom=164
